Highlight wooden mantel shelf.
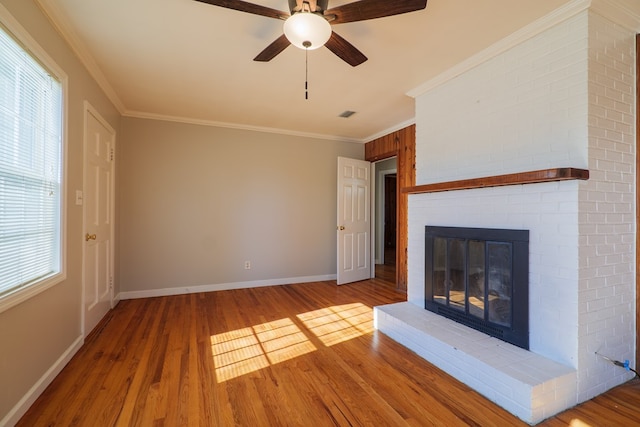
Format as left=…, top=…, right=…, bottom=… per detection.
left=402, top=168, right=589, bottom=194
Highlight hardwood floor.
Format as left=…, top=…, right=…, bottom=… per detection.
left=374, top=262, right=396, bottom=283
left=18, top=278, right=640, bottom=426
left=374, top=246, right=397, bottom=284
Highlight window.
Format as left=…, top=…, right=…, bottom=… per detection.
left=0, top=18, right=65, bottom=312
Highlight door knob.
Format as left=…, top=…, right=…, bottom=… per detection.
left=337, top=226, right=345, bottom=231
left=85, top=233, right=97, bottom=241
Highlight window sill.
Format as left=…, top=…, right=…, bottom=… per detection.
left=0, top=272, right=66, bottom=315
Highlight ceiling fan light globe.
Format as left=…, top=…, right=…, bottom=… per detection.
left=283, top=12, right=331, bottom=50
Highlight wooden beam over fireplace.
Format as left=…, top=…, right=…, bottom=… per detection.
left=402, top=168, right=589, bottom=195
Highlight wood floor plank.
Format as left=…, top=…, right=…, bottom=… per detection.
left=16, top=279, right=640, bottom=427
left=115, top=297, right=168, bottom=426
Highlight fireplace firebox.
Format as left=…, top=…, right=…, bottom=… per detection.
left=425, top=226, right=529, bottom=349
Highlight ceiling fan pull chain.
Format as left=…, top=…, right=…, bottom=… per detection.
left=304, top=44, right=309, bottom=100
left=304, top=49, right=309, bottom=99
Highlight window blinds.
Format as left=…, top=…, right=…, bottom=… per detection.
left=0, top=25, right=62, bottom=298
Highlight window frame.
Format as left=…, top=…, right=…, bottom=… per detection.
left=0, top=4, right=68, bottom=314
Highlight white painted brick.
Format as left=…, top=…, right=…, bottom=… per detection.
left=375, top=303, right=576, bottom=425
left=407, top=5, right=635, bottom=424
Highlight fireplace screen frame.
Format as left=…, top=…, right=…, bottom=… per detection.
left=425, top=226, right=529, bottom=349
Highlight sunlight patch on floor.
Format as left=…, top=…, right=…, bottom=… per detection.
left=569, top=419, right=593, bottom=427
left=297, top=303, right=373, bottom=346
left=210, top=303, right=374, bottom=382
left=211, top=318, right=316, bottom=383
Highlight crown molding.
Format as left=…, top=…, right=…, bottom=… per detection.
left=590, top=0, right=640, bottom=31
left=124, top=110, right=364, bottom=143
left=126, top=108, right=418, bottom=144
left=407, top=0, right=640, bottom=99
left=406, top=0, right=594, bottom=99
left=407, top=0, right=640, bottom=98
left=33, top=0, right=394, bottom=143
left=35, top=0, right=126, bottom=114
left=36, top=0, right=635, bottom=143
left=363, top=118, right=416, bottom=143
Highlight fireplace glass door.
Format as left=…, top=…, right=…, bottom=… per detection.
left=425, top=226, right=529, bottom=349
left=487, top=242, right=512, bottom=326
left=468, top=239, right=485, bottom=320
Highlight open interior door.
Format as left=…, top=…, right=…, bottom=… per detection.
left=337, top=157, right=371, bottom=285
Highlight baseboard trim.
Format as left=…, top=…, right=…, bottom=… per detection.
left=112, top=292, right=121, bottom=307
left=119, top=274, right=337, bottom=300
left=1, top=334, right=84, bottom=427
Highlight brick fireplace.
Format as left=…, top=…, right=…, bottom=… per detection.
left=376, top=179, right=582, bottom=423
left=374, top=1, right=638, bottom=424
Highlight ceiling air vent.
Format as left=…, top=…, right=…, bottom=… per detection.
left=339, top=110, right=356, bottom=118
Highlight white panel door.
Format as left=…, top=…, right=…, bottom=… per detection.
left=337, top=157, right=371, bottom=285
left=83, top=104, right=115, bottom=336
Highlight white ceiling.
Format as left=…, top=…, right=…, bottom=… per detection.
left=36, top=0, right=580, bottom=141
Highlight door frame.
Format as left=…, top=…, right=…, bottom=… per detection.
left=635, top=33, right=639, bottom=369
left=364, top=125, right=415, bottom=291
left=81, top=101, right=116, bottom=337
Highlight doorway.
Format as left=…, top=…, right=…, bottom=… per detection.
left=375, top=157, right=397, bottom=283
left=384, top=174, right=397, bottom=265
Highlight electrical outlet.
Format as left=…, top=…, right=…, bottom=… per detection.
left=244, top=261, right=251, bottom=270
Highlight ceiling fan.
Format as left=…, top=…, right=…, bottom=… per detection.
left=193, top=0, right=428, bottom=66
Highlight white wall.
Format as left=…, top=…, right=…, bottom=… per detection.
left=409, top=3, right=637, bottom=410
left=118, top=117, right=363, bottom=297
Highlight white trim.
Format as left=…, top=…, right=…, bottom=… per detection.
left=0, top=3, right=69, bottom=315
left=590, top=0, right=640, bottom=31
left=407, top=0, right=593, bottom=98
left=0, top=335, right=83, bottom=427
left=0, top=3, right=66, bottom=78
left=32, top=0, right=640, bottom=145
left=83, top=100, right=117, bottom=141
left=407, top=0, right=640, bottom=99
left=370, top=162, right=376, bottom=278
left=119, top=274, right=337, bottom=300
left=124, top=110, right=364, bottom=143
left=0, top=275, right=64, bottom=315
left=362, top=118, right=416, bottom=144
left=35, top=0, right=126, bottom=114
left=34, top=0, right=393, bottom=145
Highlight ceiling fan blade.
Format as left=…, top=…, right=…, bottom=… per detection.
left=254, top=35, right=291, bottom=62
left=325, top=0, right=427, bottom=25
left=325, top=32, right=367, bottom=67
left=193, top=0, right=288, bottom=20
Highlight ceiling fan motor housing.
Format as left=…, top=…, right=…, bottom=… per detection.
left=288, top=0, right=329, bottom=14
